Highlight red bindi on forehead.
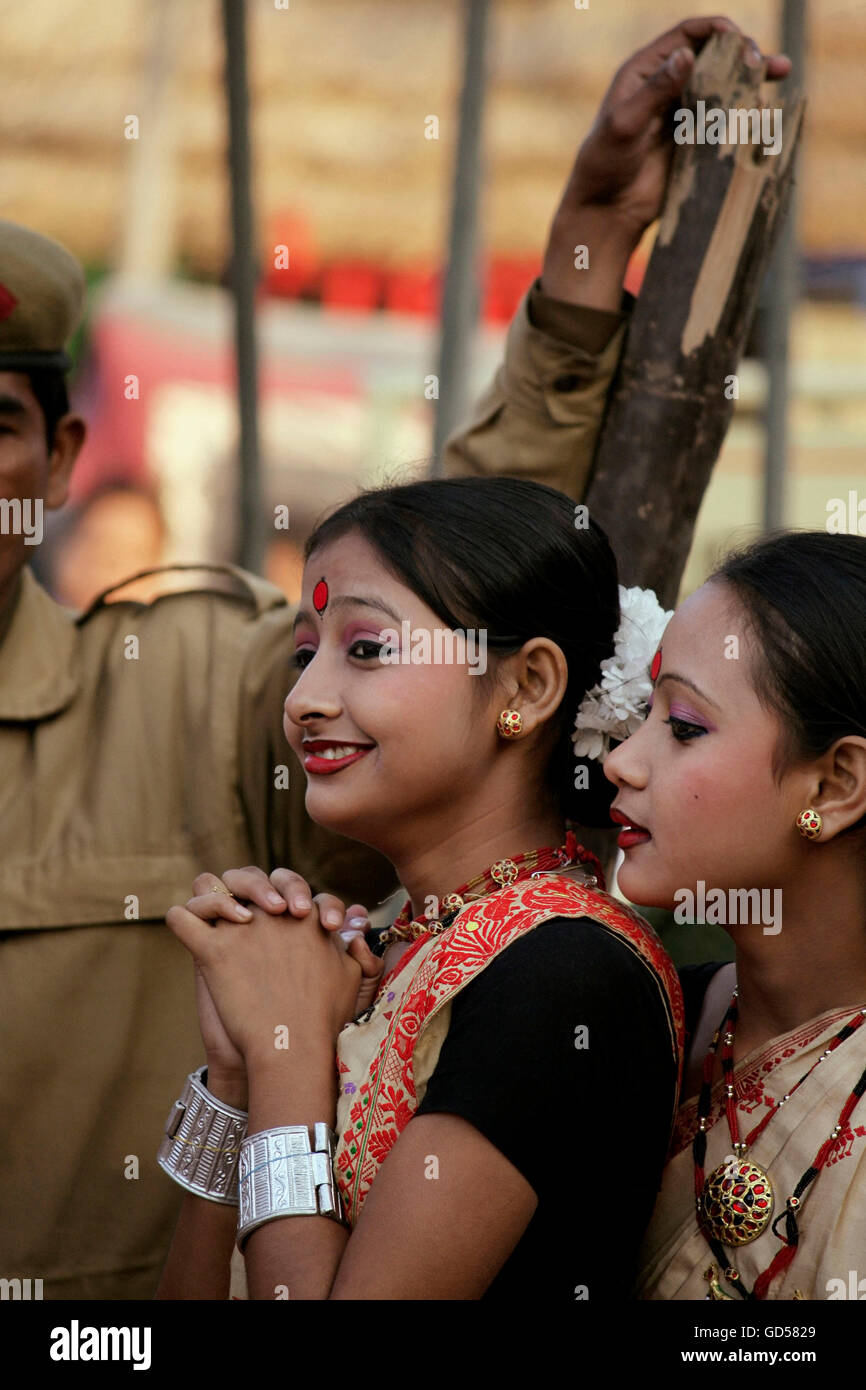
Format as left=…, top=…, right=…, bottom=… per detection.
left=650, top=648, right=662, bottom=682
left=312, top=577, right=329, bottom=615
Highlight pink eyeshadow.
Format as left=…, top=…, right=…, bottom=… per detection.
left=342, top=622, right=391, bottom=644
left=669, top=702, right=714, bottom=730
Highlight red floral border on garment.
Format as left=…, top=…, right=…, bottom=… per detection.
left=335, top=876, right=684, bottom=1225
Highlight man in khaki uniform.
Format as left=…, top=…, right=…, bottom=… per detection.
left=0, top=223, right=625, bottom=1300
left=1, top=16, right=750, bottom=1298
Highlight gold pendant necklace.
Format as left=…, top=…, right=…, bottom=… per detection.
left=695, top=990, right=776, bottom=1248
left=700, top=1155, right=775, bottom=1246
left=694, top=992, right=866, bottom=1298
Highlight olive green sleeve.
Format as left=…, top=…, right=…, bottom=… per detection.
left=441, top=282, right=632, bottom=502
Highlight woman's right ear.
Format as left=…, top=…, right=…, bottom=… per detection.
left=807, top=736, right=866, bottom=842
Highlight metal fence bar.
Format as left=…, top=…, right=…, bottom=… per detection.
left=431, top=0, right=491, bottom=473
left=222, top=0, right=263, bottom=572
left=761, top=0, right=807, bottom=532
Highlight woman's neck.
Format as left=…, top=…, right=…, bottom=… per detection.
left=392, top=807, right=568, bottom=919
left=729, top=856, right=866, bottom=1059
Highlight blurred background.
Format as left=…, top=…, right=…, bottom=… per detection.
left=5, top=0, right=864, bottom=617
left=6, top=0, right=863, bottom=955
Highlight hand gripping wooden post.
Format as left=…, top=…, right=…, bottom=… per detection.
left=586, top=32, right=805, bottom=609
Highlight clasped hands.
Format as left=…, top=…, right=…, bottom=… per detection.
left=166, top=868, right=385, bottom=1095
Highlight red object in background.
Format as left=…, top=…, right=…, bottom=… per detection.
left=384, top=266, right=440, bottom=318
left=624, top=249, right=647, bottom=298
left=263, top=210, right=321, bottom=299
left=321, top=262, right=384, bottom=313
left=70, top=305, right=359, bottom=501
left=0, top=282, right=18, bottom=321
left=483, top=257, right=542, bottom=324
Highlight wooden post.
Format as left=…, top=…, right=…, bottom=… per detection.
left=586, top=32, right=805, bottom=609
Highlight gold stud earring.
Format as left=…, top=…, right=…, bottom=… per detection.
left=796, top=808, right=823, bottom=840
left=496, top=709, right=523, bottom=739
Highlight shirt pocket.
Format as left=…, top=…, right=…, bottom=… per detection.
left=0, top=847, right=230, bottom=932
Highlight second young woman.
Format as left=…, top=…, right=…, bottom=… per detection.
left=604, top=531, right=866, bottom=1300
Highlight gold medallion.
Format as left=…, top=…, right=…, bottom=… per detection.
left=699, top=1157, right=775, bottom=1246
left=490, top=858, right=519, bottom=887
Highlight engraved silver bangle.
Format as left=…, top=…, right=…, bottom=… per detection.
left=237, top=1124, right=346, bottom=1249
left=156, top=1065, right=248, bottom=1205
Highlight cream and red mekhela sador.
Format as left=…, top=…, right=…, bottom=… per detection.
left=637, top=984, right=866, bottom=1301
left=230, top=838, right=684, bottom=1297
left=335, top=869, right=684, bottom=1225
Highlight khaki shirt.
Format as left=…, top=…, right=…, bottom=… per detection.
left=442, top=282, right=628, bottom=498
left=0, top=286, right=627, bottom=1299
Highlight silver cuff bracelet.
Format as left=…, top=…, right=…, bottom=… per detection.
left=237, top=1124, right=345, bottom=1249
left=156, top=1066, right=248, bottom=1205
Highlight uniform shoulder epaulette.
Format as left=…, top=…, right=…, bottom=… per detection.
left=77, top=563, right=288, bottom=624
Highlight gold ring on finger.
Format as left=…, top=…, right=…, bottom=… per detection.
left=211, top=882, right=234, bottom=897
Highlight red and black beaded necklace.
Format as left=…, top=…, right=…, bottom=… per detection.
left=693, top=988, right=866, bottom=1300
left=375, top=828, right=602, bottom=952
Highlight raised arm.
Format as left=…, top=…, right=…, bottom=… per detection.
left=441, top=14, right=792, bottom=500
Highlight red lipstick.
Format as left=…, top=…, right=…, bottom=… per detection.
left=302, top=739, right=374, bottom=776
left=609, top=807, right=652, bottom=850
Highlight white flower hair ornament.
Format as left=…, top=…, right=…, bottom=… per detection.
left=572, top=585, right=673, bottom=762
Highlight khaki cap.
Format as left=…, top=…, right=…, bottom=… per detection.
left=0, top=219, right=85, bottom=371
